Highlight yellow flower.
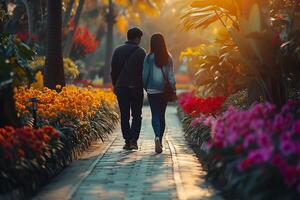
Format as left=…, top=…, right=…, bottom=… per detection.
left=14, top=85, right=117, bottom=120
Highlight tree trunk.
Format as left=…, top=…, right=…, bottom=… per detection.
left=96, top=22, right=106, bottom=41
left=63, top=0, right=75, bottom=28
left=103, top=0, right=115, bottom=84
left=21, top=0, right=33, bottom=37
left=44, top=0, right=65, bottom=89
left=63, top=0, right=85, bottom=57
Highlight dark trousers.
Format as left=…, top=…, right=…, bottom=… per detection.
left=116, top=87, right=144, bottom=141
left=148, top=93, right=168, bottom=139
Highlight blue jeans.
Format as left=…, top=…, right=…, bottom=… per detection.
left=148, top=93, right=168, bottom=139
left=116, top=87, right=144, bottom=141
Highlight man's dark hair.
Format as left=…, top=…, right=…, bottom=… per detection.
left=127, top=27, right=143, bottom=41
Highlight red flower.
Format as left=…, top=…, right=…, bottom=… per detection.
left=73, top=27, right=100, bottom=56
left=178, top=93, right=225, bottom=116
left=238, top=157, right=254, bottom=171
left=16, top=32, right=28, bottom=41
left=15, top=32, right=39, bottom=42
left=0, top=126, right=60, bottom=161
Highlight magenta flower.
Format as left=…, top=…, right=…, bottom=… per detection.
left=294, top=120, right=300, bottom=135
left=190, top=116, right=205, bottom=127
left=205, top=101, right=300, bottom=192
left=280, top=140, right=295, bottom=156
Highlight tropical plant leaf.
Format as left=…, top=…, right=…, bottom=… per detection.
left=191, top=0, right=238, bottom=16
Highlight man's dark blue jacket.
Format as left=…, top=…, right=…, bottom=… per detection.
left=110, top=41, right=146, bottom=88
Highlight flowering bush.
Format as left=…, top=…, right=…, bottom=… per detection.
left=0, top=126, right=64, bottom=193
left=14, top=85, right=116, bottom=119
left=29, top=57, right=80, bottom=81
left=206, top=101, right=300, bottom=199
left=178, top=92, right=225, bottom=117
left=30, top=71, right=44, bottom=90
left=177, top=93, right=225, bottom=147
left=1, top=85, right=119, bottom=195
left=0, top=126, right=60, bottom=161
left=71, top=27, right=99, bottom=59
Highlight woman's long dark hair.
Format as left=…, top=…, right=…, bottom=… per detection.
left=150, top=33, right=169, bottom=68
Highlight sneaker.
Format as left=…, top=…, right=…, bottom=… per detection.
left=123, top=140, right=131, bottom=150
left=155, top=137, right=162, bottom=154
left=130, top=140, right=138, bottom=150
left=160, top=137, right=163, bottom=148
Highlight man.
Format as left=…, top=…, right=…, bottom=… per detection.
left=111, top=27, right=146, bottom=150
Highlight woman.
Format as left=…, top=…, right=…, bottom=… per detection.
left=143, top=33, right=176, bottom=154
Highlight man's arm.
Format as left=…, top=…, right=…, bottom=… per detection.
left=110, top=50, right=120, bottom=86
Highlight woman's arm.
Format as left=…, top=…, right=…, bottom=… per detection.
left=142, top=56, right=150, bottom=89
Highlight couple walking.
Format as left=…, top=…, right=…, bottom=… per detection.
left=111, top=27, right=176, bottom=154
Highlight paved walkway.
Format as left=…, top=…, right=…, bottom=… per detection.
left=34, top=106, right=222, bottom=200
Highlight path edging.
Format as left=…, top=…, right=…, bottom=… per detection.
left=66, top=135, right=118, bottom=199
left=166, top=130, right=187, bottom=200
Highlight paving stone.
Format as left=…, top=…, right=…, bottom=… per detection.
left=33, top=106, right=222, bottom=200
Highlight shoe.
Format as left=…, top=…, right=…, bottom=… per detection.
left=123, top=140, right=131, bottom=150
left=155, top=137, right=162, bottom=154
left=160, top=137, right=163, bottom=148
left=130, top=140, right=138, bottom=150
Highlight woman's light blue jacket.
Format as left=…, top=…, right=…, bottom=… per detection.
left=142, top=53, right=176, bottom=91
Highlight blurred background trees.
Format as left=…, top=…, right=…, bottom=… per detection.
left=181, top=0, right=300, bottom=105
left=2, top=0, right=299, bottom=105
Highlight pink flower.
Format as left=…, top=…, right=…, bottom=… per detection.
left=257, top=133, right=272, bottom=148
left=243, top=134, right=255, bottom=148
left=226, top=131, right=239, bottom=146
left=203, top=116, right=216, bottom=126
left=280, top=140, right=295, bottom=156
left=274, top=115, right=285, bottom=131
left=190, top=116, right=204, bottom=127
left=294, top=120, right=300, bottom=135
left=238, top=148, right=273, bottom=171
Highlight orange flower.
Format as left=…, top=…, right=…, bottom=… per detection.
left=14, top=85, right=117, bottom=120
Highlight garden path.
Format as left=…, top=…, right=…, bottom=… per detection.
left=33, top=106, right=222, bottom=200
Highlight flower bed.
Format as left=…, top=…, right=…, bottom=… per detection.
left=206, top=102, right=300, bottom=199
left=178, top=93, right=225, bottom=147
left=0, top=86, right=118, bottom=198
left=178, top=92, right=300, bottom=199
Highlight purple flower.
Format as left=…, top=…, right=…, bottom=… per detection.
left=243, top=134, right=255, bottom=148
left=280, top=140, right=295, bottom=156
left=274, top=115, right=285, bottom=131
